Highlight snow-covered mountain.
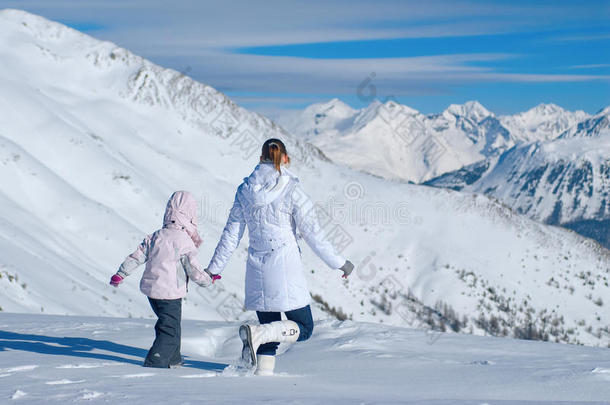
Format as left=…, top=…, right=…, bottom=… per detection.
left=281, top=98, right=606, bottom=248
left=277, top=99, right=591, bottom=183
left=1, top=9, right=609, bottom=347
left=275, top=98, right=357, bottom=138
left=425, top=107, right=610, bottom=249
left=445, top=100, right=493, bottom=124
left=559, top=106, right=610, bottom=139
left=500, top=103, right=590, bottom=143
left=277, top=99, right=514, bottom=183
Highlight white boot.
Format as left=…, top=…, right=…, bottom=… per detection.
left=255, top=354, right=275, bottom=376
left=239, top=320, right=300, bottom=367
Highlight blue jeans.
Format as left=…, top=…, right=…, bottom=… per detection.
left=256, top=305, right=314, bottom=356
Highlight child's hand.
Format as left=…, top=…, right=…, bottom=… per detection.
left=110, top=274, right=124, bottom=287
left=193, top=270, right=218, bottom=288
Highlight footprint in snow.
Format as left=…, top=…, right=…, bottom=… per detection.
left=80, top=390, right=103, bottom=400
left=45, top=379, right=85, bottom=385
left=180, top=372, right=217, bottom=378
left=221, top=364, right=255, bottom=377
left=120, top=373, right=156, bottom=378
left=56, top=362, right=118, bottom=369
left=375, top=353, right=395, bottom=358
left=11, top=390, right=26, bottom=399
left=1, top=365, right=38, bottom=374
left=591, top=367, right=610, bottom=380
left=471, top=360, right=495, bottom=365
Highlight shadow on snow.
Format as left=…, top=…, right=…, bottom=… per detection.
left=0, top=330, right=227, bottom=371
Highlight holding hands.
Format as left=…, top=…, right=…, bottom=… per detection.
left=205, top=269, right=222, bottom=284
left=109, top=270, right=219, bottom=288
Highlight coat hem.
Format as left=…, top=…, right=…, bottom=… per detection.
left=142, top=291, right=186, bottom=300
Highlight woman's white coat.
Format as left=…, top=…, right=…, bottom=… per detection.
left=207, top=163, right=345, bottom=311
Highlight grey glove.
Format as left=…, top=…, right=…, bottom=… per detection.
left=339, top=260, right=354, bottom=279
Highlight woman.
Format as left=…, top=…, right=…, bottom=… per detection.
left=206, top=138, right=354, bottom=376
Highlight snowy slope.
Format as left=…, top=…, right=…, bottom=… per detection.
left=0, top=9, right=609, bottom=348
left=560, top=106, right=610, bottom=139
left=0, top=8, right=313, bottom=321
left=426, top=108, right=610, bottom=248
left=1, top=314, right=610, bottom=404
left=422, top=159, right=495, bottom=191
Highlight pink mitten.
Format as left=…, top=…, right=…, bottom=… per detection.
left=204, top=269, right=221, bottom=284
left=110, top=274, right=124, bottom=287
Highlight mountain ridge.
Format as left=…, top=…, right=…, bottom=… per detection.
left=277, top=98, right=602, bottom=184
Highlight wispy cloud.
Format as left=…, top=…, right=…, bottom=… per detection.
left=569, top=63, right=610, bottom=69
left=4, top=0, right=607, bottom=48
left=551, top=33, right=610, bottom=42
left=2, top=0, right=609, bottom=113
left=161, top=51, right=609, bottom=92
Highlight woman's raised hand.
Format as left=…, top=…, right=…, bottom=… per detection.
left=339, top=260, right=354, bottom=279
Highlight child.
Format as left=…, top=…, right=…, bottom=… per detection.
left=109, top=191, right=216, bottom=368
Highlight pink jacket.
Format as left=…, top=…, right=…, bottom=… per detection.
left=117, top=191, right=211, bottom=299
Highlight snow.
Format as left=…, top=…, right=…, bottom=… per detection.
left=0, top=8, right=608, bottom=402
left=423, top=106, right=610, bottom=250
left=500, top=104, right=590, bottom=143
left=1, top=313, right=610, bottom=404
left=277, top=98, right=356, bottom=139
left=278, top=98, right=597, bottom=183
left=466, top=136, right=610, bottom=214
left=445, top=100, right=493, bottom=123
left=0, top=8, right=609, bottom=352
left=458, top=108, right=610, bottom=229
left=278, top=99, right=496, bottom=183
left=560, top=110, right=610, bottom=139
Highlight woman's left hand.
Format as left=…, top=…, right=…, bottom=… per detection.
left=339, top=260, right=354, bottom=279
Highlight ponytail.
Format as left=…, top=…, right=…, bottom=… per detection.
left=269, top=142, right=282, bottom=172
left=261, top=138, right=290, bottom=173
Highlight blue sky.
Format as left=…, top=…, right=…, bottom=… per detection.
left=2, top=0, right=609, bottom=116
